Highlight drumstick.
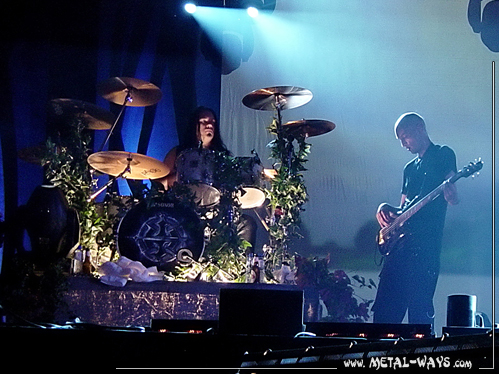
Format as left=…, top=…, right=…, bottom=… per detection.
left=253, top=208, right=270, bottom=232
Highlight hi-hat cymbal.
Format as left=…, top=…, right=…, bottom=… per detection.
left=282, top=119, right=336, bottom=138
left=242, top=86, right=313, bottom=111
left=88, top=151, right=169, bottom=180
left=97, top=77, right=162, bottom=107
left=50, top=98, right=116, bottom=130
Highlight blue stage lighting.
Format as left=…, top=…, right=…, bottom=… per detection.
left=184, top=2, right=197, bottom=14
left=247, top=6, right=259, bottom=18
left=242, top=0, right=263, bottom=17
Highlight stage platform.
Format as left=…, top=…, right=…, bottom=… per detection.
left=1, top=277, right=496, bottom=370
left=63, top=276, right=302, bottom=327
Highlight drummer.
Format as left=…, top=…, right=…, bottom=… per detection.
left=159, top=106, right=230, bottom=189
left=158, top=106, right=257, bottom=250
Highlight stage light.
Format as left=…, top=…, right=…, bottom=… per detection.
left=184, top=2, right=197, bottom=14
left=247, top=6, right=259, bottom=18
left=243, top=0, right=263, bottom=18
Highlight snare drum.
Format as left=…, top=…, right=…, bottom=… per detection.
left=176, top=148, right=221, bottom=207
left=117, top=200, right=205, bottom=271
left=236, top=156, right=266, bottom=209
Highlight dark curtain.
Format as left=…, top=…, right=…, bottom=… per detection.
left=0, top=0, right=222, bottom=264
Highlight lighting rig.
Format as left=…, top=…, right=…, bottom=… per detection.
left=183, top=0, right=276, bottom=18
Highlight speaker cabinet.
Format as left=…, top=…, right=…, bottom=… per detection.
left=219, top=288, right=304, bottom=336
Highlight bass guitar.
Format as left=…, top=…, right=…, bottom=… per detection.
left=377, top=159, right=483, bottom=255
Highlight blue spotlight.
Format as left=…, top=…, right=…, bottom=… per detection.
left=242, top=0, right=263, bottom=18
left=184, top=2, right=197, bottom=14
left=247, top=6, right=259, bottom=18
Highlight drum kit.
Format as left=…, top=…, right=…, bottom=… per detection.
left=25, top=78, right=335, bottom=271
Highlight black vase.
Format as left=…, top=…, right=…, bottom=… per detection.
left=25, top=185, right=79, bottom=264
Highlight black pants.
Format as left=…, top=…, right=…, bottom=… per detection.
left=372, top=245, right=440, bottom=327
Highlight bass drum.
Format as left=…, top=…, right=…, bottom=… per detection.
left=117, top=200, right=204, bottom=272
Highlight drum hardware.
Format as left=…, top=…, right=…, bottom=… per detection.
left=281, top=119, right=336, bottom=171
left=242, top=86, right=314, bottom=175
left=176, top=148, right=221, bottom=207
left=234, top=155, right=266, bottom=210
left=87, top=151, right=169, bottom=201
left=49, top=98, right=116, bottom=130
left=97, top=77, right=163, bottom=107
left=87, top=174, right=121, bottom=203
left=97, top=77, right=162, bottom=151
left=242, top=86, right=313, bottom=147
left=242, top=86, right=313, bottom=112
left=20, top=98, right=118, bottom=164
left=282, top=119, right=336, bottom=138
left=18, top=143, right=48, bottom=164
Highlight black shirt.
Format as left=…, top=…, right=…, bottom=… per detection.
left=400, top=143, right=457, bottom=255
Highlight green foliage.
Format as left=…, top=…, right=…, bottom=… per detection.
left=198, top=152, right=253, bottom=280
left=151, top=152, right=250, bottom=282
left=265, top=117, right=310, bottom=269
left=42, top=119, right=116, bottom=264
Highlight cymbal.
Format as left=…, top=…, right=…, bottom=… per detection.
left=50, top=98, right=115, bottom=130
left=18, top=144, right=47, bottom=164
left=242, top=86, right=313, bottom=111
left=88, top=151, right=169, bottom=180
left=97, top=77, right=162, bottom=107
left=282, top=119, right=336, bottom=138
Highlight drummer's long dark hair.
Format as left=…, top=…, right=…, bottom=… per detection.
left=179, top=106, right=230, bottom=154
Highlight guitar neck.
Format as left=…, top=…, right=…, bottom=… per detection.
left=393, top=182, right=446, bottom=228
left=378, top=159, right=483, bottom=254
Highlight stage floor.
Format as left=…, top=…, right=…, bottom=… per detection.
left=1, top=277, right=496, bottom=370
left=0, top=325, right=495, bottom=370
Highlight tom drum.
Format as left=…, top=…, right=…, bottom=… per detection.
left=176, top=148, right=221, bottom=207
left=236, top=156, right=266, bottom=209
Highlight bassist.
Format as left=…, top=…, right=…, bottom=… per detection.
left=372, top=112, right=458, bottom=330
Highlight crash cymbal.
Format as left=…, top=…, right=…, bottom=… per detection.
left=50, top=98, right=115, bottom=130
left=97, top=77, right=162, bottom=107
left=18, top=144, right=47, bottom=164
left=242, top=86, right=313, bottom=111
left=282, top=119, right=336, bottom=138
left=88, top=151, right=169, bottom=180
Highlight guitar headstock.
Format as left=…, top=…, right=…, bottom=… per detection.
left=458, top=159, right=483, bottom=179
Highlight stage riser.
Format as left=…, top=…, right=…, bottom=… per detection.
left=63, top=277, right=301, bottom=327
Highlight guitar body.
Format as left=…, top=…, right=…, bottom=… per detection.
left=377, top=226, right=399, bottom=256
left=376, top=159, right=482, bottom=256
left=377, top=219, right=412, bottom=256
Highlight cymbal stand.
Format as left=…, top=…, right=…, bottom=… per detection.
left=274, top=94, right=284, bottom=139
left=87, top=157, right=132, bottom=202
left=273, top=95, right=294, bottom=174
left=99, top=90, right=133, bottom=152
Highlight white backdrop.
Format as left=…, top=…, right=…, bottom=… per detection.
left=219, top=0, right=496, bottom=331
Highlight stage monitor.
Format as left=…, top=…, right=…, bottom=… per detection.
left=218, top=287, right=304, bottom=337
